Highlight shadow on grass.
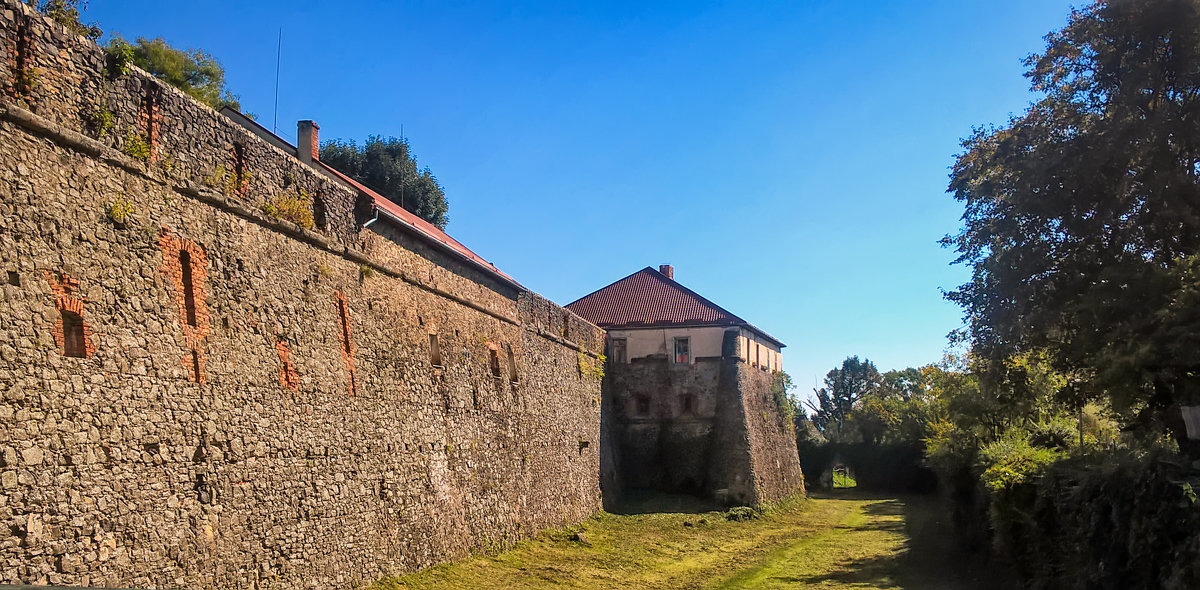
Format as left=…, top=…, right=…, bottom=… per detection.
left=609, top=488, right=724, bottom=515
left=796, top=490, right=1018, bottom=590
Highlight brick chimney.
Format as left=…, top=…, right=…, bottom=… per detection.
left=297, top=120, right=319, bottom=164
left=659, top=264, right=674, bottom=280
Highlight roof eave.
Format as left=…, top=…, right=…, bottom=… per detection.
left=369, top=203, right=525, bottom=293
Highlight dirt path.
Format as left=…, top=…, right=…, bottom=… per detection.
left=370, top=492, right=1012, bottom=590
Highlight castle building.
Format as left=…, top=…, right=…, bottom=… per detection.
left=567, top=266, right=803, bottom=507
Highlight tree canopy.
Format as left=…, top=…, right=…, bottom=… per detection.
left=321, top=136, right=450, bottom=230
left=106, top=36, right=241, bottom=111
left=807, top=356, right=881, bottom=436
left=943, top=0, right=1200, bottom=429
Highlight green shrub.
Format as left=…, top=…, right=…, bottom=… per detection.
left=104, top=37, right=135, bottom=77
left=122, top=131, right=152, bottom=162
left=724, top=506, right=758, bottom=522
left=261, top=189, right=314, bottom=229
left=977, top=431, right=1063, bottom=493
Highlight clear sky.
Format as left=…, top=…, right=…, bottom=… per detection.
left=84, top=0, right=1077, bottom=398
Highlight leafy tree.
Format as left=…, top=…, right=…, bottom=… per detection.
left=321, top=136, right=449, bottom=229
left=25, top=0, right=100, bottom=40
left=806, top=356, right=881, bottom=436
left=943, top=0, right=1200, bottom=431
left=853, top=367, right=934, bottom=445
left=106, top=36, right=240, bottom=111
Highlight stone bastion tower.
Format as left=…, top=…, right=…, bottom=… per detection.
left=567, top=265, right=805, bottom=509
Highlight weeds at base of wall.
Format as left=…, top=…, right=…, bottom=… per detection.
left=204, top=164, right=252, bottom=197
left=84, top=106, right=114, bottom=139
left=261, top=189, right=315, bottom=229
left=121, top=131, right=152, bottom=162
left=15, top=67, right=40, bottom=95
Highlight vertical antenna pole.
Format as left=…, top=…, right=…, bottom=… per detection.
left=273, top=28, right=282, bottom=134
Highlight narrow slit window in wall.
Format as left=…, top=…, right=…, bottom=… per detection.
left=489, top=348, right=502, bottom=379
left=755, top=344, right=761, bottom=368
left=429, top=334, right=442, bottom=367
left=233, top=143, right=245, bottom=181
left=561, top=312, right=569, bottom=339
left=180, top=249, right=197, bottom=326
left=681, top=394, right=695, bottom=415
left=61, top=310, right=85, bottom=358
left=337, top=298, right=352, bottom=357
left=190, top=349, right=202, bottom=383
left=506, top=344, right=518, bottom=383
left=141, top=88, right=158, bottom=142
left=313, top=196, right=328, bottom=229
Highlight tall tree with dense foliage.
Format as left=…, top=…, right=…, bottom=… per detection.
left=321, top=136, right=449, bottom=230
left=944, top=0, right=1200, bottom=431
left=807, top=356, right=881, bottom=436
left=105, top=36, right=240, bottom=111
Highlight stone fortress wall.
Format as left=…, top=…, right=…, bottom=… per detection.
left=0, top=1, right=605, bottom=587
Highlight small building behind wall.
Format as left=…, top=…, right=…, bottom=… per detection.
left=567, top=265, right=804, bottom=507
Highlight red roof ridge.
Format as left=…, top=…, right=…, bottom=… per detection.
left=565, top=266, right=784, bottom=347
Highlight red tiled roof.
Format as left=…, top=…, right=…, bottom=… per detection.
left=566, top=267, right=784, bottom=346
left=317, top=163, right=521, bottom=288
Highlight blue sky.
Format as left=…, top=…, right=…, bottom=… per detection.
left=85, top=1, right=1077, bottom=397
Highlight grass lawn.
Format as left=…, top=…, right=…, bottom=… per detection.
left=368, top=491, right=1011, bottom=590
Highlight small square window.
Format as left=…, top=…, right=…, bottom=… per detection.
left=635, top=395, right=650, bottom=417
left=673, top=337, right=690, bottom=364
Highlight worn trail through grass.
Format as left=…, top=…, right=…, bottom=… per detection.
left=370, top=491, right=1011, bottom=590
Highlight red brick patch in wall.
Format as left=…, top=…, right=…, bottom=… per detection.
left=160, top=230, right=210, bottom=383
left=333, top=290, right=357, bottom=396
left=44, top=271, right=96, bottom=358
left=7, top=14, right=33, bottom=100
left=275, top=335, right=299, bottom=391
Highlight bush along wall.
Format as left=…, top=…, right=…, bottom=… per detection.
left=982, top=450, right=1200, bottom=590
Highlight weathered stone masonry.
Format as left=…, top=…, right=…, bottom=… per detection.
left=0, top=2, right=604, bottom=588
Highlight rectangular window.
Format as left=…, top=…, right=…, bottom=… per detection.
left=612, top=338, right=627, bottom=364
left=755, top=343, right=761, bottom=368
left=429, top=334, right=442, bottom=367
left=673, top=337, right=690, bottom=364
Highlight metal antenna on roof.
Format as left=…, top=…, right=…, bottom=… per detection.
left=400, top=123, right=406, bottom=210
left=272, top=28, right=282, bottom=134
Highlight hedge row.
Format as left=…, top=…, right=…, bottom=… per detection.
left=981, top=451, right=1200, bottom=589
